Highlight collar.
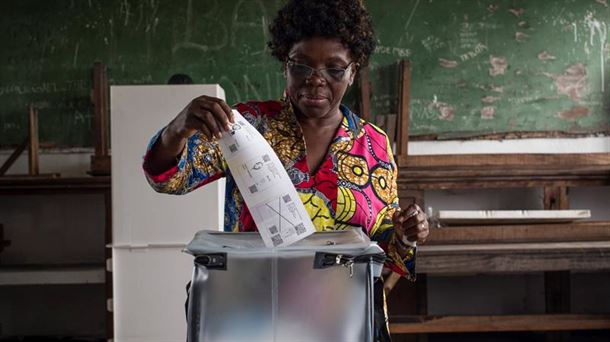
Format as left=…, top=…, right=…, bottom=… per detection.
left=339, top=104, right=364, bottom=140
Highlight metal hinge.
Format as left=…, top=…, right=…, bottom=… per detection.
left=313, top=252, right=386, bottom=278
left=195, top=253, right=227, bottom=270
left=314, top=253, right=356, bottom=277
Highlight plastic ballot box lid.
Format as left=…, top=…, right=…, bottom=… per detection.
left=186, top=228, right=383, bottom=254
left=184, top=229, right=386, bottom=342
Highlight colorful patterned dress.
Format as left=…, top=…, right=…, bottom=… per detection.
left=143, top=99, right=416, bottom=280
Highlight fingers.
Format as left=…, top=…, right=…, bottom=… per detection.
left=189, top=110, right=223, bottom=140
left=394, top=204, right=429, bottom=244
left=403, top=212, right=426, bottom=231
left=208, top=101, right=231, bottom=131
left=393, top=204, right=421, bottom=225
left=195, top=119, right=212, bottom=140
left=185, top=96, right=233, bottom=140
left=196, top=96, right=233, bottom=129
left=404, top=221, right=428, bottom=241
left=405, top=203, right=422, bottom=216
left=219, top=101, right=235, bottom=124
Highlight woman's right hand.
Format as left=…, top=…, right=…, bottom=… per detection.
left=144, top=95, right=234, bottom=175
left=165, top=95, right=235, bottom=141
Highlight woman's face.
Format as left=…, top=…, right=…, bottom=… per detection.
left=286, top=37, right=356, bottom=121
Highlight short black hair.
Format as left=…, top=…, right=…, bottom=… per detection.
left=268, top=0, right=376, bottom=67
left=167, top=73, right=193, bottom=85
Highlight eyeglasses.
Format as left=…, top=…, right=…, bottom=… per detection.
left=286, top=58, right=354, bottom=82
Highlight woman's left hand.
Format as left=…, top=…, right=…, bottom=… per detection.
left=392, top=204, right=430, bottom=246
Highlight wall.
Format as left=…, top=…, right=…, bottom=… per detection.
left=1, top=0, right=609, bottom=148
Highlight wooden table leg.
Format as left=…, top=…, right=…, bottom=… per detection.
left=544, top=186, right=571, bottom=342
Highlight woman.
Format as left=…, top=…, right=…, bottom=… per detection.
left=144, top=0, right=429, bottom=340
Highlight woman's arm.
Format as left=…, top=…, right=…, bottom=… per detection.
left=143, top=95, right=234, bottom=194
left=144, top=124, right=189, bottom=176
left=368, top=134, right=429, bottom=281
left=370, top=201, right=420, bottom=281
left=144, top=95, right=234, bottom=175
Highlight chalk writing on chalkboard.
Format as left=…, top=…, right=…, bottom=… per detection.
left=1, top=0, right=609, bottom=148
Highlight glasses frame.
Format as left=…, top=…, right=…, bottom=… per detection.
left=286, top=58, right=356, bottom=83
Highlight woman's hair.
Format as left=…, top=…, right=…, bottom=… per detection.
left=268, top=0, right=377, bottom=67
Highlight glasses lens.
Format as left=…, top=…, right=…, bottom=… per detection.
left=288, top=63, right=312, bottom=78
left=324, top=68, right=346, bottom=81
left=287, top=61, right=352, bottom=82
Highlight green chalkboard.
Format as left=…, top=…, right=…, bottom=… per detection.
left=0, top=0, right=286, bottom=147
left=368, top=0, right=610, bottom=138
left=1, top=0, right=609, bottom=147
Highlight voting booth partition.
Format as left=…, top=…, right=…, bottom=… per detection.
left=110, top=84, right=226, bottom=342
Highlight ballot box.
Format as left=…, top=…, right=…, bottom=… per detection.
left=184, top=229, right=385, bottom=342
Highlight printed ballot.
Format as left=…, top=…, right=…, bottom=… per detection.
left=218, top=110, right=316, bottom=247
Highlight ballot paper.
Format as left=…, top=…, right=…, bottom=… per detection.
left=217, top=110, right=316, bottom=248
